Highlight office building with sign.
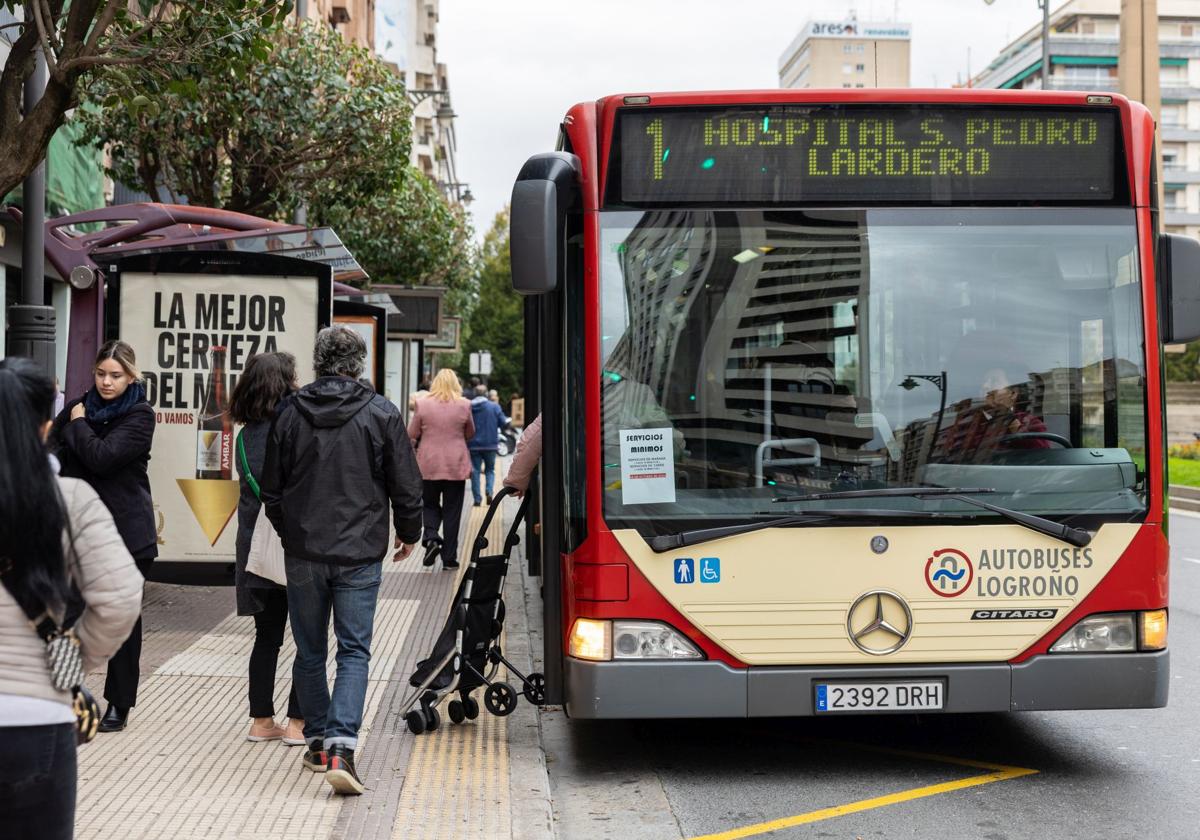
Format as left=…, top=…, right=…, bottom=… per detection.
left=970, top=0, right=1200, bottom=238
left=778, top=17, right=912, bottom=90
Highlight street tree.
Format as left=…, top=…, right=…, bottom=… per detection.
left=0, top=0, right=291, bottom=201
left=319, top=169, right=476, bottom=305
left=461, top=209, right=522, bottom=401
left=78, top=18, right=411, bottom=220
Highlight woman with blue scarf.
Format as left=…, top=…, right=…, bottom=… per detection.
left=51, top=340, right=157, bottom=733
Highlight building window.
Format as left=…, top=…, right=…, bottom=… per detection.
left=1165, top=188, right=1185, bottom=210
left=856, top=44, right=865, bottom=53
left=855, top=63, right=865, bottom=72
left=843, top=83, right=852, bottom=88
left=1161, top=63, right=1187, bottom=85
left=1081, top=20, right=1095, bottom=35
left=1162, top=104, right=1186, bottom=128
left=844, top=44, right=853, bottom=53
left=1163, top=144, right=1184, bottom=169
left=855, top=83, right=865, bottom=88
left=1181, top=23, right=1194, bottom=38
left=1062, top=65, right=1117, bottom=83
left=843, top=63, right=852, bottom=74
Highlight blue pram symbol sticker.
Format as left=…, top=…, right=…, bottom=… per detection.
left=674, top=558, right=694, bottom=584
left=700, top=557, right=721, bottom=583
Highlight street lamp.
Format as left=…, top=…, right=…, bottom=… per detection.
left=900, top=371, right=948, bottom=464
left=440, top=182, right=473, bottom=205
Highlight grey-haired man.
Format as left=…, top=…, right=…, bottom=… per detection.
left=261, top=325, right=423, bottom=795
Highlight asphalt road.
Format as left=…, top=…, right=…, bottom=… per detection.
left=540, top=515, right=1200, bottom=840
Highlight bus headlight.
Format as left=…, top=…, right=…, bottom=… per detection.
left=1050, top=613, right=1137, bottom=653
left=612, top=621, right=703, bottom=660
left=568, top=618, right=611, bottom=661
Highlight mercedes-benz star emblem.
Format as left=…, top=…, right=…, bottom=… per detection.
left=846, top=590, right=913, bottom=655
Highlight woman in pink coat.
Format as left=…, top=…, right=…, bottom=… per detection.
left=408, top=369, right=475, bottom=569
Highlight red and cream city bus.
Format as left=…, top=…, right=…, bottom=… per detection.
left=511, top=89, right=1200, bottom=717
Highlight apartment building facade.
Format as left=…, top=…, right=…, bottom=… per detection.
left=778, top=18, right=912, bottom=90
left=971, top=0, right=1200, bottom=237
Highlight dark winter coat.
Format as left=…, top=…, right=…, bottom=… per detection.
left=261, top=376, right=423, bottom=566
left=51, top=392, right=158, bottom=560
left=233, top=419, right=281, bottom=616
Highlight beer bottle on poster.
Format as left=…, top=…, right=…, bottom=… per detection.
left=196, top=346, right=232, bottom=480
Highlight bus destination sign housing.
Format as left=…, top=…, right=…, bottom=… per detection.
left=614, top=105, right=1122, bottom=205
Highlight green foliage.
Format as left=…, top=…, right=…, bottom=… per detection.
left=1168, top=457, right=1200, bottom=487
left=459, top=210, right=523, bottom=400
left=78, top=18, right=410, bottom=220
left=318, top=168, right=476, bottom=300
left=0, top=1, right=293, bottom=200
left=1165, top=343, right=1200, bottom=382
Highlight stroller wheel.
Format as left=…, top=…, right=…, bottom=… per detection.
left=463, top=696, right=480, bottom=720
left=523, top=673, right=548, bottom=706
left=425, top=705, right=441, bottom=732
left=405, top=709, right=426, bottom=735
left=484, top=682, right=518, bottom=717
left=448, top=700, right=466, bottom=725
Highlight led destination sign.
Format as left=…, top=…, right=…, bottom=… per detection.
left=616, top=106, right=1120, bottom=204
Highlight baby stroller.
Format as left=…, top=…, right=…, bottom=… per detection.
left=401, top=486, right=546, bottom=734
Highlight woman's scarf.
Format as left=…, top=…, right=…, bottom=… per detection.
left=83, top=381, right=146, bottom=425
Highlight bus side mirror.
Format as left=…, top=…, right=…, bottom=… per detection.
left=1161, top=233, right=1200, bottom=344
left=510, top=152, right=580, bottom=295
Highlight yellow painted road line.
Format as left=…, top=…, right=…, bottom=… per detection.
left=689, top=738, right=1038, bottom=840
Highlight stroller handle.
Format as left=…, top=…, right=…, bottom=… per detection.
left=472, top=486, right=520, bottom=552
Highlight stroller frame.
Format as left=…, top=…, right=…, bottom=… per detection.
left=400, top=486, right=545, bottom=734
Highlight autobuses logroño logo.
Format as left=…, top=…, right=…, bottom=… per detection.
left=924, top=548, right=973, bottom=597
left=924, top=547, right=1094, bottom=598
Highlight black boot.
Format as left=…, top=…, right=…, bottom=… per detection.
left=98, top=704, right=129, bottom=732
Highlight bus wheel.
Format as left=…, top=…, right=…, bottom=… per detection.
left=448, top=700, right=466, bottom=725
left=523, top=673, right=547, bottom=705
left=485, top=682, right=518, bottom=716
left=405, top=709, right=426, bottom=735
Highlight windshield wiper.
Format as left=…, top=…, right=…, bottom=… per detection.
left=646, top=507, right=987, bottom=553
left=772, top=486, right=1092, bottom=547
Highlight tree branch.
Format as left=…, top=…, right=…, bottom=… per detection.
left=29, top=1, right=64, bottom=82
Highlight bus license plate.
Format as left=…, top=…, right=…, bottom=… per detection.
left=815, top=681, right=944, bottom=713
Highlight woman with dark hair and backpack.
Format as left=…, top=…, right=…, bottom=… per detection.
left=0, top=358, right=143, bottom=839
left=228, top=352, right=305, bottom=745
left=50, top=339, right=157, bottom=732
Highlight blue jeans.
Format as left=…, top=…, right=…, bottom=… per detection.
left=285, top=556, right=382, bottom=751
left=470, top=450, right=498, bottom=503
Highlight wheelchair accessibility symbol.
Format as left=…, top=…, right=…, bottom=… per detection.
left=700, top=557, right=721, bottom=583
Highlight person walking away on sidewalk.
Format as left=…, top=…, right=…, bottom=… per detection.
left=261, top=326, right=423, bottom=796
left=0, top=358, right=143, bottom=840
left=503, top=413, right=543, bottom=498
left=50, top=340, right=156, bottom=733
left=228, top=352, right=305, bottom=746
left=408, top=368, right=475, bottom=569
left=468, top=384, right=508, bottom=507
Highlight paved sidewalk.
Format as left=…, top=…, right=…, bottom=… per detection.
left=75, top=482, right=553, bottom=840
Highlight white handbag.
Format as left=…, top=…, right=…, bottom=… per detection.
left=246, top=505, right=287, bottom=586
left=238, top=431, right=288, bottom=586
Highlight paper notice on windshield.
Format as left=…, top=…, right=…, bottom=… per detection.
left=619, top=428, right=676, bottom=505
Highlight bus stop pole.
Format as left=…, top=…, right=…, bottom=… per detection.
left=6, top=36, right=55, bottom=376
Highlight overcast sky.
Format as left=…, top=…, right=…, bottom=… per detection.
left=438, top=0, right=1051, bottom=236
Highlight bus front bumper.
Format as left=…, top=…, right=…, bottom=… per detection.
left=562, top=650, right=1169, bottom=718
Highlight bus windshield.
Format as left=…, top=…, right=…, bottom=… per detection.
left=599, top=208, right=1147, bottom=535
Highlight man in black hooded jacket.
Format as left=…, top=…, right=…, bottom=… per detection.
left=261, top=325, right=422, bottom=796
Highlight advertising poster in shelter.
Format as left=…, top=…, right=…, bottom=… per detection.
left=116, top=271, right=326, bottom=562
